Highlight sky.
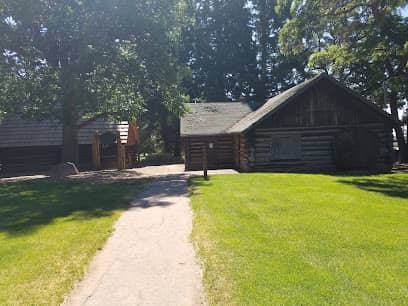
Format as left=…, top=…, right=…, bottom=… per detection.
left=400, top=4, right=408, bottom=16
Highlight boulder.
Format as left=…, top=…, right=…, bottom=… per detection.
left=49, top=162, right=79, bottom=178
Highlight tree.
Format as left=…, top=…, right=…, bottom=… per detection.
left=278, top=0, right=408, bottom=161
left=181, top=0, right=309, bottom=104
left=181, top=0, right=258, bottom=102
left=252, top=0, right=309, bottom=101
left=0, top=0, right=188, bottom=163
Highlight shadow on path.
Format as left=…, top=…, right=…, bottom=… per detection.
left=131, top=174, right=191, bottom=209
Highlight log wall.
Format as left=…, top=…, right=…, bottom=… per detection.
left=0, top=144, right=108, bottom=174
left=0, top=146, right=61, bottom=173
left=245, top=124, right=393, bottom=172
left=183, top=135, right=235, bottom=171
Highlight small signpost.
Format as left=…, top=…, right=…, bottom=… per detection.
left=202, top=140, right=208, bottom=180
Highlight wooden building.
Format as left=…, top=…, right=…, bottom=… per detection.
left=181, top=73, right=398, bottom=172
left=0, top=117, right=133, bottom=173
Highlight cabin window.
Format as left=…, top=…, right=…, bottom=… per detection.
left=269, top=134, right=301, bottom=160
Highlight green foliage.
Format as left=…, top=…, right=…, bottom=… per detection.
left=2, top=0, right=408, bottom=158
left=0, top=178, right=147, bottom=305
left=252, top=0, right=308, bottom=100
left=279, top=0, right=408, bottom=107
left=180, top=0, right=258, bottom=101
left=405, top=41, right=408, bottom=66
left=0, top=0, right=188, bottom=159
left=181, top=0, right=308, bottom=103
left=279, top=19, right=306, bottom=56
left=309, top=45, right=358, bottom=73
left=190, top=173, right=408, bottom=305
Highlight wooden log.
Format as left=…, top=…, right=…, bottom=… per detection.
left=255, top=123, right=386, bottom=134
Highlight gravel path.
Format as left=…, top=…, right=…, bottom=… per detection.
left=63, top=174, right=204, bottom=306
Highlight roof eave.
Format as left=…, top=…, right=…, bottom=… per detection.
left=181, top=132, right=231, bottom=138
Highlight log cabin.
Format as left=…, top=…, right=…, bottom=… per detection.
left=0, top=117, right=137, bottom=173
left=180, top=73, right=398, bottom=172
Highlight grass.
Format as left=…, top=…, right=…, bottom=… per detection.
left=190, top=173, right=408, bottom=306
left=0, top=178, right=147, bottom=305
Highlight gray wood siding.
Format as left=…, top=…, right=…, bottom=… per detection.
left=258, top=79, right=389, bottom=129
left=0, top=117, right=129, bottom=148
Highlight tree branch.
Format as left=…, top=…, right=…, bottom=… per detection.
left=324, top=3, right=371, bottom=17
left=77, top=112, right=120, bottom=128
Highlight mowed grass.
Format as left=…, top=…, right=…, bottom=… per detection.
left=0, top=178, right=147, bottom=305
left=190, top=173, right=408, bottom=305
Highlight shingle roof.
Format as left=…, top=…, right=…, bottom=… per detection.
left=229, top=73, right=399, bottom=133
left=0, top=116, right=129, bottom=148
left=180, top=102, right=253, bottom=136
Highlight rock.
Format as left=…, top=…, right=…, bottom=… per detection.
left=49, top=162, right=79, bottom=178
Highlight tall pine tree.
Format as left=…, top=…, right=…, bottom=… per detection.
left=181, top=0, right=258, bottom=102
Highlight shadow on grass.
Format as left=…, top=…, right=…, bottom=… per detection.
left=338, top=175, right=408, bottom=199
left=188, top=176, right=213, bottom=197
left=0, top=179, right=147, bottom=236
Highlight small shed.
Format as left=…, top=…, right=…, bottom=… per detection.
left=181, top=102, right=253, bottom=170
left=180, top=73, right=398, bottom=172
left=0, top=117, right=131, bottom=173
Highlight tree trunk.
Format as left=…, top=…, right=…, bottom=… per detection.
left=173, top=120, right=181, bottom=158
left=160, top=118, right=172, bottom=155
left=62, top=121, right=79, bottom=164
left=62, top=98, right=79, bottom=164
left=394, top=125, right=407, bottom=162
left=389, top=92, right=408, bottom=162
left=259, top=0, right=268, bottom=101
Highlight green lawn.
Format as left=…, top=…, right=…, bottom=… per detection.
left=190, top=173, right=408, bottom=306
left=0, top=178, right=147, bottom=305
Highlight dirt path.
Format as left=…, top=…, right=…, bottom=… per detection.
left=63, top=174, right=204, bottom=306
